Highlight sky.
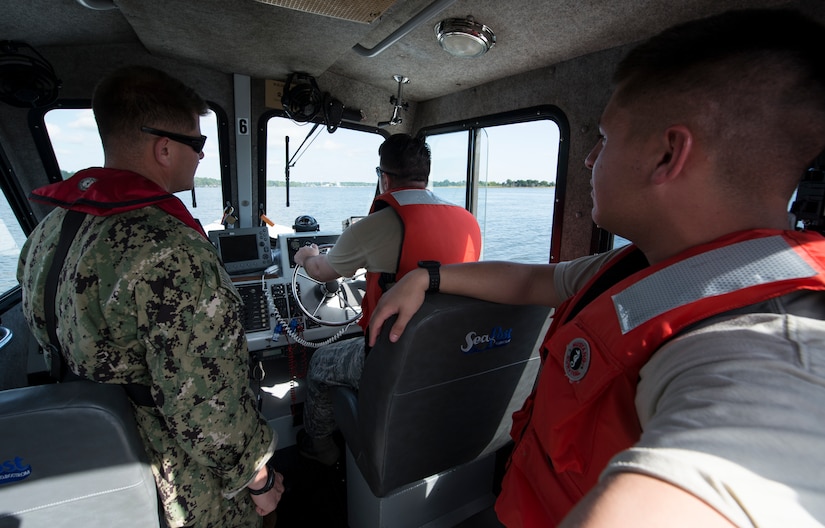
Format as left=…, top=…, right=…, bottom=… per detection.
left=45, top=109, right=561, bottom=185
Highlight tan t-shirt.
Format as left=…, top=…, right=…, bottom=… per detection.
left=326, top=207, right=403, bottom=277
left=553, top=248, right=621, bottom=302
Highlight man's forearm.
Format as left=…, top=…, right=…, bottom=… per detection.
left=437, top=261, right=561, bottom=307
left=302, top=255, right=341, bottom=282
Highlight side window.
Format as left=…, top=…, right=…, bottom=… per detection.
left=44, top=108, right=223, bottom=226
left=263, top=115, right=385, bottom=234
left=426, top=131, right=468, bottom=207
left=613, top=235, right=631, bottom=249
left=0, top=194, right=27, bottom=292
left=427, top=118, right=562, bottom=264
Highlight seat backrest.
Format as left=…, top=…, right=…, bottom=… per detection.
left=0, top=381, right=161, bottom=527
left=0, top=326, right=11, bottom=350
left=334, top=293, right=551, bottom=497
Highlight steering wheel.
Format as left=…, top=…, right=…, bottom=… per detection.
left=291, top=244, right=366, bottom=326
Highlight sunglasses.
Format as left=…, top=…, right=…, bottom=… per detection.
left=141, top=126, right=207, bottom=154
left=375, top=167, right=399, bottom=178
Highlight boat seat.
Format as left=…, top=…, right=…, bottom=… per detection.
left=0, top=380, right=162, bottom=527
left=0, top=324, right=27, bottom=390
left=0, top=325, right=11, bottom=350
left=331, top=293, right=551, bottom=528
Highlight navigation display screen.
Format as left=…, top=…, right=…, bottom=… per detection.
left=219, top=233, right=260, bottom=263
left=208, top=226, right=273, bottom=275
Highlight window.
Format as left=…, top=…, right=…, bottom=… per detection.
left=0, top=193, right=27, bottom=292
left=424, top=109, right=566, bottom=263
left=262, top=115, right=386, bottom=234
left=613, top=235, right=631, bottom=249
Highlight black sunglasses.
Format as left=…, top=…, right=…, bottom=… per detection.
left=375, top=167, right=399, bottom=178
left=141, top=126, right=207, bottom=154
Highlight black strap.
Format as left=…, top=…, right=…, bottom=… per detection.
left=44, top=210, right=86, bottom=381
left=377, top=272, right=395, bottom=292
left=43, top=210, right=154, bottom=407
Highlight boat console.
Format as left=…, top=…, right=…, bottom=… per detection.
left=209, top=228, right=364, bottom=357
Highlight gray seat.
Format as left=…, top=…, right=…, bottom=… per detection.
left=0, top=325, right=26, bottom=391
left=332, top=293, right=551, bottom=528
left=0, top=326, right=11, bottom=350
left=0, top=381, right=161, bottom=527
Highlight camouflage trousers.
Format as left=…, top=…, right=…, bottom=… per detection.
left=303, top=336, right=366, bottom=438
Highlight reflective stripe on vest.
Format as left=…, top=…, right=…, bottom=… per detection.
left=614, top=235, right=817, bottom=334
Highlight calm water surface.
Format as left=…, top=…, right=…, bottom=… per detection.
left=1, top=186, right=556, bottom=292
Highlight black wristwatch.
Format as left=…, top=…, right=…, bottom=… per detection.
left=418, top=260, right=441, bottom=293
left=248, top=463, right=275, bottom=495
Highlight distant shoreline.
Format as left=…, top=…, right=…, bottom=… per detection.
left=261, top=181, right=556, bottom=189
left=61, top=171, right=554, bottom=189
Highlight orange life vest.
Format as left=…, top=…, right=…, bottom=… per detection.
left=495, top=229, right=825, bottom=527
left=359, top=188, right=481, bottom=331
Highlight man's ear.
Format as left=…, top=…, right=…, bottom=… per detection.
left=652, top=125, right=692, bottom=184
left=152, top=136, right=174, bottom=168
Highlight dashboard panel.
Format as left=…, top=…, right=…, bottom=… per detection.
left=278, top=231, right=341, bottom=270
left=229, top=231, right=363, bottom=356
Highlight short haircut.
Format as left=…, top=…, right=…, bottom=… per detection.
left=613, top=8, right=825, bottom=196
left=92, top=65, right=208, bottom=150
left=378, top=133, right=431, bottom=183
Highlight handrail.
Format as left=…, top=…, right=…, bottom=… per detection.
left=352, top=0, right=458, bottom=58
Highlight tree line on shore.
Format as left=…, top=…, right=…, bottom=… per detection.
left=260, top=179, right=555, bottom=188
left=61, top=171, right=554, bottom=188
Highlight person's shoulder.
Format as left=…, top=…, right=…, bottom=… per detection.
left=555, top=248, right=625, bottom=300
left=351, top=207, right=401, bottom=234
left=111, top=207, right=209, bottom=243
left=557, top=248, right=624, bottom=275
left=99, top=208, right=219, bottom=268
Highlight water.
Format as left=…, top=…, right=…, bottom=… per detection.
left=1, top=186, right=557, bottom=293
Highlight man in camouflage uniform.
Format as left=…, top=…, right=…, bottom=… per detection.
left=17, top=65, right=283, bottom=527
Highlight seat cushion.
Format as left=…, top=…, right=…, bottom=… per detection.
left=0, top=381, right=161, bottom=527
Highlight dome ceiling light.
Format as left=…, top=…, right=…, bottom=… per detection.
left=434, top=16, right=496, bottom=58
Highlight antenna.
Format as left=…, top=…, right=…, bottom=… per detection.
left=378, top=75, right=409, bottom=127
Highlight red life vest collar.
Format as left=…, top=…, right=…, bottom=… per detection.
left=29, top=168, right=206, bottom=238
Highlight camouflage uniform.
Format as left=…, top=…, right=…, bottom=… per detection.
left=304, top=336, right=366, bottom=438
left=18, top=204, right=275, bottom=527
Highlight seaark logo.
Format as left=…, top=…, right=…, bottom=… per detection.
left=461, top=326, right=513, bottom=354
left=0, top=456, right=32, bottom=485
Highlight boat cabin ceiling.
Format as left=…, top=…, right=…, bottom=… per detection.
left=4, top=0, right=799, bottom=116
